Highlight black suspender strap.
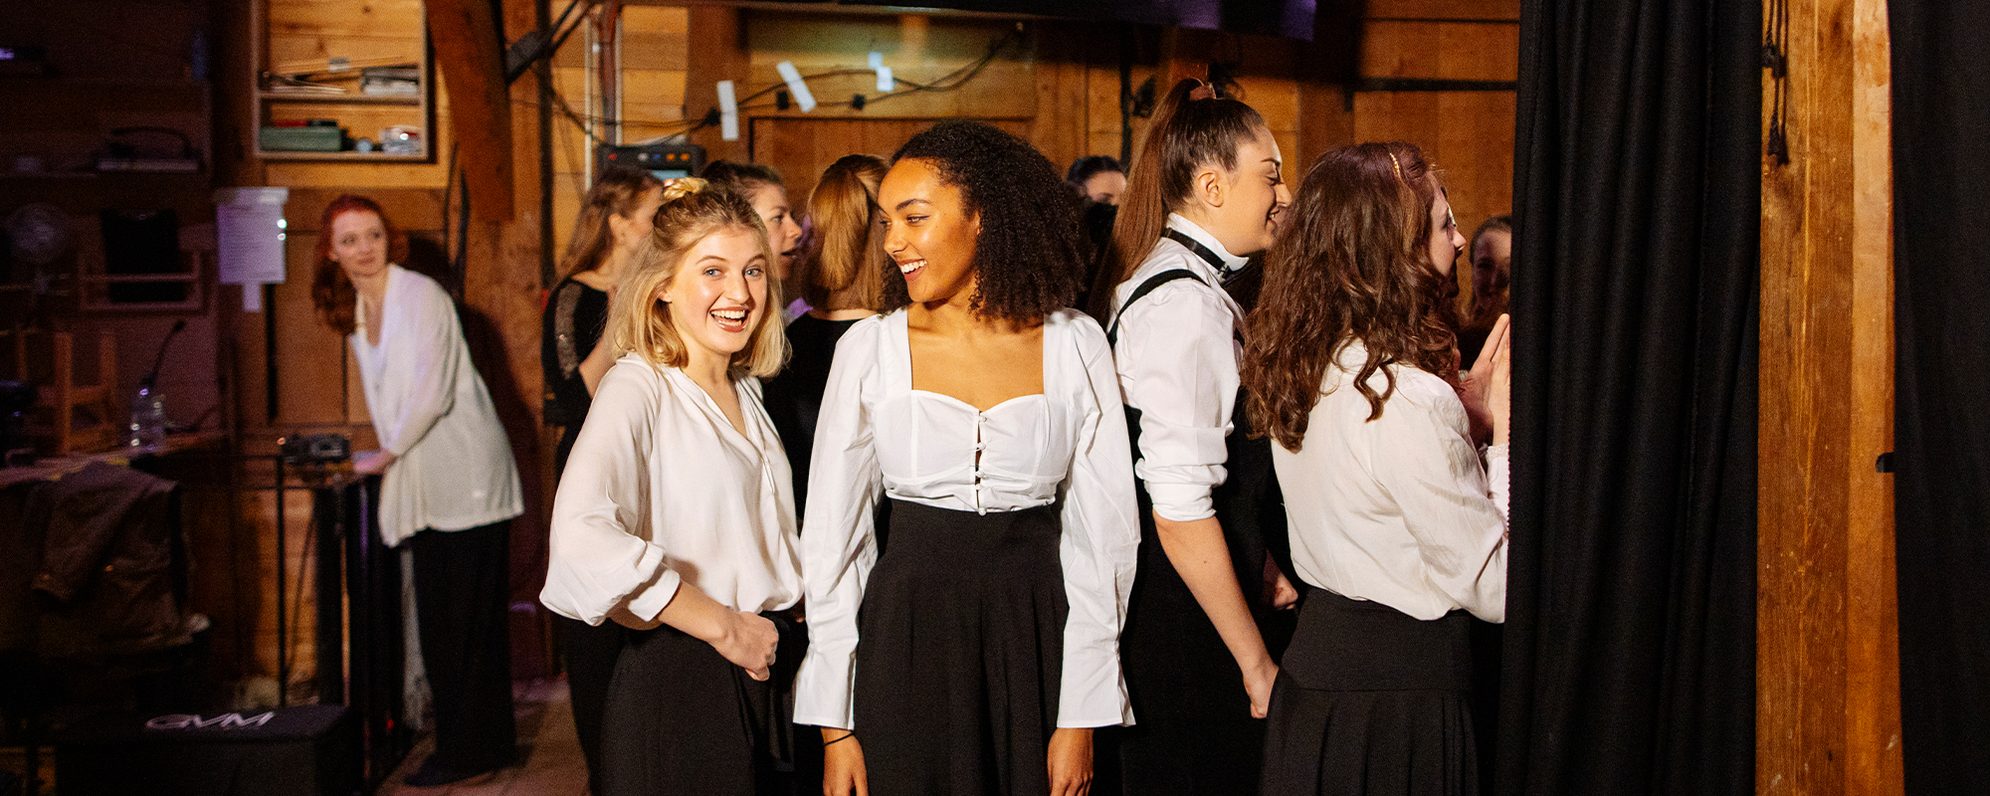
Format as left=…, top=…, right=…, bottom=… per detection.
left=1106, top=268, right=1204, bottom=345
left=1162, top=228, right=1232, bottom=275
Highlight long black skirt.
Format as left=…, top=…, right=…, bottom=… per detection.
left=598, top=610, right=806, bottom=796
left=854, top=499, right=1067, bottom=795
left=1261, top=588, right=1478, bottom=796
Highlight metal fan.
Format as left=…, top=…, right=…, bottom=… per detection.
left=3, top=203, right=78, bottom=323
left=5, top=203, right=77, bottom=266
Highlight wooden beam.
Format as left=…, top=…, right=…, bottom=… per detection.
left=427, top=0, right=515, bottom=220
left=1756, top=0, right=1902, bottom=791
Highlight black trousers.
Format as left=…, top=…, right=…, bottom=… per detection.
left=556, top=613, right=623, bottom=792
left=409, top=521, right=518, bottom=773
left=599, top=613, right=806, bottom=796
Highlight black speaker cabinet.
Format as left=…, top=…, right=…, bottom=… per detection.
left=54, top=705, right=358, bottom=795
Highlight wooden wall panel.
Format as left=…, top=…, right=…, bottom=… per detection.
left=1352, top=90, right=1517, bottom=238
left=750, top=118, right=1028, bottom=206
left=1359, top=21, right=1520, bottom=81
left=1757, top=0, right=1901, bottom=791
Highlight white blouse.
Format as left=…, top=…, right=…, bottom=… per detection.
left=1106, top=215, right=1250, bottom=522
left=540, top=357, right=803, bottom=627
left=351, top=265, right=523, bottom=546
left=793, top=309, right=1140, bottom=731
left=1274, top=340, right=1510, bottom=622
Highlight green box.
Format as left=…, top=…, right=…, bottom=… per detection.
left=259, top=126, right=343, bottom=152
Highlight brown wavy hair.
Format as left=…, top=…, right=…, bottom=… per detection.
left=1242, top=142, right=1459, bottom=451
left=1087, top=77, right=1267, bottom=318
left=558, top=165, right=663, bottom=279
left=311, top=194, right=406, bottom=335
left=797, top=154, right=890, bottom=311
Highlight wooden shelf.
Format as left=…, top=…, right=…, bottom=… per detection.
left=258, top=91, right=422, bottom=106
left=255, top=150, right=429, bottom=162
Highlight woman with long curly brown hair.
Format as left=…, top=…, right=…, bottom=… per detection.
left=1242, top=142, right=1511, bottom=795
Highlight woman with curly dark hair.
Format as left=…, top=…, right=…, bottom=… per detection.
left=1242, top=142, right=1510, bottom=795
left=795, top=121, right=1140, bottom=795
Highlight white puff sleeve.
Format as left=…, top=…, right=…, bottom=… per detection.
left=792, top=318, right=885, bottom=730
left=1054, top=316, right=1140, bottom=727
left=540, top=361, right=682, bottom=626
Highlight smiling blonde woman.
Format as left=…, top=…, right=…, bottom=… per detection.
left=541, top=180, right=804, bottom=794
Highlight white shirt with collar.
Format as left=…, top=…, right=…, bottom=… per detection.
left=350, top=264, right=523, bottom=546
left=793, top=309, right=1140, bottom=731
left=1275, top=339, right=1510, bottom=622
left=541, top=356, right=804, bottom=627
left=1106, top=214, right=1248, bottom=522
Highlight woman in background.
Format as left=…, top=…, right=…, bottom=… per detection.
left=539, top=164, right=662, bottom=792
left=1068, top=155, right=1128, bottom=206
left=541, top=179, right=803, bottom=794
left=761, top=153, right=892, bottom=519
left=703, top=160, right=807, bottom=293
left=312, top=195, right=523, bottom=787
left=1243, top=142, right=1510, bottom=795
left=1457, top=214, right=1513, bottom=366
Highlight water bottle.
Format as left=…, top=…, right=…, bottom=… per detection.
left=128, top=381, right=167, bottom=451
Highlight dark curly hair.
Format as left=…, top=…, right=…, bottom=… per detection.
left=884, top=121, right=1082, bottom=323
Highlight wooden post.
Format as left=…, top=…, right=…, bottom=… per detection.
left=1756, top=0, right=1902, bottom=792
left=427, top=0, right=515, bottom=220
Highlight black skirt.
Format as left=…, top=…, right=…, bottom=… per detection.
left=598, top=610, right=807, bottom=796
left=1261, top=588, right=1477, bottom=796
left=854, top=499, right=1067, bottom=795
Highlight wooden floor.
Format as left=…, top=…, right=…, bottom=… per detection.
left=379, top=678, right=589, bottom=796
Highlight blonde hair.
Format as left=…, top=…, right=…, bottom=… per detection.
left=798, top=154, right=890, bottom=311
left=606, top=178, right=789, bottom=379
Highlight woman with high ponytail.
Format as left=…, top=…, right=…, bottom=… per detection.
left=542, top=178, right=805, bottom=794
left=1100, top=76, right=1296, bottom=795
left=762, top=154, right=893, bottom=519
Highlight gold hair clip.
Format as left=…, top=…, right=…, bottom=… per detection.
left=660, top=176, right=708, bottom=203
left=1188, top=78, right=1217, bottom=102
left=1388, top=151, right=1404, bottom=180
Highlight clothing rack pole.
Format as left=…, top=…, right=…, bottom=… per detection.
left=274, top=453, right=289, bottom=708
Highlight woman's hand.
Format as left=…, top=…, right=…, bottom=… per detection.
left=1242, top=656, right=1280, bottom=719
left=710, top=610, right=779, bottom=681
left=1263, top=557, right=1300, bottom=611
left=1047, top=728, right=1094, bottom=796
left=1459, top=314, right=1511, bottom=444
left=351, top=449, right=396, bottom=475
left=822, top=730, right=869, bottom=796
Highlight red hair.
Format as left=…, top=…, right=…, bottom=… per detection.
left=311, top=195, right=405, bottom=335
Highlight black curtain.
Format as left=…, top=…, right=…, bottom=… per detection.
left=1499, top=0, right=1759, bottom=792
left=1891, top=2, right=1990, bottom=792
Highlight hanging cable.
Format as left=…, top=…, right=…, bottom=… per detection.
left=1763, top=0, right=1790, bottom=164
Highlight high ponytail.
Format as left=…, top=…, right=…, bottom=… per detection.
left=1089, top=78, right=1268, bottom=318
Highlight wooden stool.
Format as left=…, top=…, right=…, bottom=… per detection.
left=1, top=330, right=120, bottom=454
